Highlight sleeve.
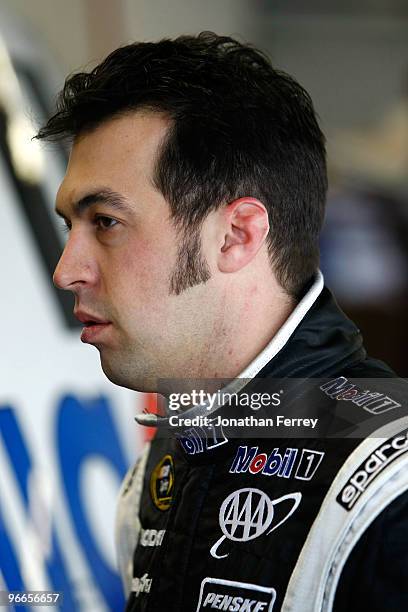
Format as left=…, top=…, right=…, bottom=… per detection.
left=115, top=443, right=150, bottom=597
left=333, top=489, right=408, bottom=612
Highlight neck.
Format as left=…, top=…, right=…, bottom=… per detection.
left=162, top=274, right=295, bottom=396
left=210, top=286, right=295, bottom=380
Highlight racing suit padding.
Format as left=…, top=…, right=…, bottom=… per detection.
left=281, top=416, right=408, bottom=611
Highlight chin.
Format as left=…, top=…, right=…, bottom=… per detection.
left=99, top=354, right=154, bottom=393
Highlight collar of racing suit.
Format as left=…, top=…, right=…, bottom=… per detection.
left=135, top=270, right=368, bottom=429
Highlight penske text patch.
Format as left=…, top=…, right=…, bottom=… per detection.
left=196, top=577, right=276, bottom=611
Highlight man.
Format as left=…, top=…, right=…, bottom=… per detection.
left=38, top=33, right=408, bottom=611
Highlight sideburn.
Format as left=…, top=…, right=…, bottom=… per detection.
left=169, top=226, right=211, bottom=295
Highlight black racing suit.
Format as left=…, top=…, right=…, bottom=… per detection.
left=116, top=281, right=408, bottom=612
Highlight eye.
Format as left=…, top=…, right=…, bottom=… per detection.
left=95, top=216, right=119, bottom=230
left=60, top=219, right=71, bottom=233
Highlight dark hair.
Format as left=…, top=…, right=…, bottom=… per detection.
left=37, top=32, right=327, bottom=297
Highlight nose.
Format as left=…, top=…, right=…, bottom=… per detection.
left=53, top=232, right=97, bottom=290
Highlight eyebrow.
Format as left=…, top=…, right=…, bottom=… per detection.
left=55, top=188, right=132, bottom=219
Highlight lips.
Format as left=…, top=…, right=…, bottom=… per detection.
left=74, top=310, right=110, bottom=326
left=74, top=310, right=111, bottom=344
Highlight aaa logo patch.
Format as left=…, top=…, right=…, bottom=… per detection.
left=150, top=454, right=174, bottom=511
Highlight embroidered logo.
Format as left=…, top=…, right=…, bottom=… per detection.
left=196, top=577, right=276, bottom=611
left=131, top=573, right=152, bottom=596
left=150, top=454, right=174, bottom=511
left=210, top=487, right=301, bottom=559
left=177, top=423, right=228, bottom=455
left=337, top=430, right=408, bottom=510
left=230, top=446, right=324, bottom=481
left=320, top=377, right=401, bottom=415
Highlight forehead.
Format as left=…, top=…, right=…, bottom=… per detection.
left=56, top=111, right=171, bottom=210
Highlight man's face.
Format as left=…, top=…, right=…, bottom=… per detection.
left=54, top=112, right=215, bottom=392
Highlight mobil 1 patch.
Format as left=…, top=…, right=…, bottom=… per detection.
left=337, top=429, right=408, bottom=511
left=196, top=577, right=276, bottom=611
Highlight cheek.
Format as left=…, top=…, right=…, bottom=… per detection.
left=110, top=239, right=175, bottom=306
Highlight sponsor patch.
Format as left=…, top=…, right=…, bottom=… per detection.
left=210, top=487, right=301, bottom=559
left=140, top=527, right=166, bottom=547
left=230, top=446, right=324, bottom=481
left=177, top=423, right=228, bottom=455
left=150, top=454, right=174, bottom=511
left=196, top=577, right=276, bottom=611
left=337, top=429, right=408, bottom=510
left=320, top=377, right=401, bottom=415
left=131, top=573, right=152, bottom=596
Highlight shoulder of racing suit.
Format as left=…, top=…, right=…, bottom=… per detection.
left=332, top=483, right=408, bottom=611
left=116, top=280, right=408, bottom=611
left=281, top=415, right=408, bottom=612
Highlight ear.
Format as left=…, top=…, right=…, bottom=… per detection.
left=218, top=197, right=270, bottom=273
